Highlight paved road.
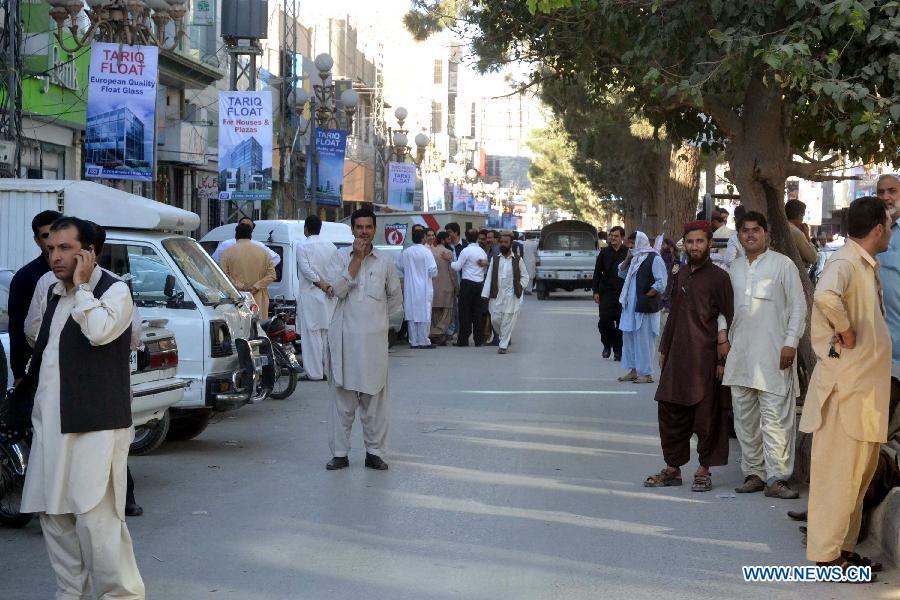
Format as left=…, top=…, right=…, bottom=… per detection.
left=1, top=294, right=895, bottom=599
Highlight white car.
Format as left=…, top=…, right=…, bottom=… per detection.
left=0, top=268, right=186, bottom=455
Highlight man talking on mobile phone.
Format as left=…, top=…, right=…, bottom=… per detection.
left=323, top=208, right=402, bottom=471
left=18, top=216, right=144, bottom=597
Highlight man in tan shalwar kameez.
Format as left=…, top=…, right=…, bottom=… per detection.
left=221, top=222, right=277, bottom=319
left=800, top=196, right=891, bottom=578
left=322, top=208, right=402, bottom=471
left=430, top=231, right=458, bottom=345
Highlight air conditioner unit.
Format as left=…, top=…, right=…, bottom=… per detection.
left=0, top=140, right=15, bottom=166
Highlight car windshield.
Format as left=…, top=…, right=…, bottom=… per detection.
left=543, top=231, right=596, bottom=250
left=162, top=238, right=242, bottom=305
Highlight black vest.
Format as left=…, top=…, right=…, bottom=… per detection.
left=634, top=253, right=662, bottom=314
left=46, top=271, right=133, bottom=433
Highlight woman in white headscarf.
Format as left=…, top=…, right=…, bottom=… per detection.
left=617, top=231, right=669, bottom=383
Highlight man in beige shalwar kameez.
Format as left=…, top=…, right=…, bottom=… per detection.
left=800, top=196, right=891, bottom=578
left=430, top=231, right=457, bottom=345
left=221, top=222, right=277, bottom=319
left=323, top=208, right=402, bottom=471
left=21, top=217, right=144, bottom=599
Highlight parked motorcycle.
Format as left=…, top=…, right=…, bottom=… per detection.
left=0, top=414, right=32, bottom=528
left=260, top=308, right=303, bottom=400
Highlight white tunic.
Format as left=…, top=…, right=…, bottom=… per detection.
left=21, top=266, right=135, bottom=518
left=723, top=249, right=806, bottom=397
left=398, top=244, right=437, bottom=322
left=481, top=254, right=530, bottom=313
left=327, top=247, right=402, bottom=395
left=296, top=235, right=339, bottom=330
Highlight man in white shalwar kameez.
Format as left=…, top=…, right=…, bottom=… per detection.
left=481, top=232, right=529, bottom=354
left=323, top=209, right=402, bottom=471
left=296, top=215, right=338, bottom=380
left=20, top=218, right=144, bottom=599
left=724, top=211, right=806, bottom=499
left=398, top=229, right=437, bottom=349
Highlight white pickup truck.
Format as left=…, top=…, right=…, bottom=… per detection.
left=533, top=220, right=600, bottom=300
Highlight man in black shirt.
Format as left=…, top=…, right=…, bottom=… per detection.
left=592, top=225, right=628, bottom=360
left=7, top=210, right=62, bottom=384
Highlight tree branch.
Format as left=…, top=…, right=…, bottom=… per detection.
left=702, top=96, right=741, bottom=139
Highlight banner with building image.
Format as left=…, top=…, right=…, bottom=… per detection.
left=85, top=43, right=158, bottom=181
left=218, top=91, right=273, bottom=200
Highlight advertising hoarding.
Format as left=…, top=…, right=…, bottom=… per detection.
left=387, top=161, right=417, bottom=210
left=85, top=43, right=158, bottom=181
left=218, top=91, right=274, bottom=200
left=305, top=128, right=347, bottom=207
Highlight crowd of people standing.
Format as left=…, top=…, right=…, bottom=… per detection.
left=590, top=173, right=900, bottom=579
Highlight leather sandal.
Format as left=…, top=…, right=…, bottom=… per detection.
left=643, top=468, right=682, bottom=487
left=841, top=551, right=883, bottom=573
left=691, top=473, right=712, bottom=492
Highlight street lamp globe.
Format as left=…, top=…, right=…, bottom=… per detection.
left=314, top=53, right=334, bottom=75
left=393, top=131, right=408, bottom=148
left=466, top=168, right=477, bottom=180
left=394, top=106, right=408, bottom=122
left=340, top=88, right=359, bottom=110
left=414, top=132, right=430, bottom=149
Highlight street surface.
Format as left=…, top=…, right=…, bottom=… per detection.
left=1, top=294, right=895, bottom=599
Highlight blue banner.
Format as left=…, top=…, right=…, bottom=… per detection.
left=305, top=128, right=347, bottom=207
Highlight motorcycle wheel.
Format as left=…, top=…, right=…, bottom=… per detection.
left=269, top=368, right=298, bottom=400
left=0, top=443, right=33, bottom=528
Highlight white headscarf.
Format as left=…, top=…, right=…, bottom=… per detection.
left=619, top=231, right=656, bottom=307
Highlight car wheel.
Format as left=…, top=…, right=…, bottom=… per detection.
left=130, top=409, right=171, bottom=456
left=536, top=281, right=549, bottom=300
left=166, top=410, right=212, bottom=441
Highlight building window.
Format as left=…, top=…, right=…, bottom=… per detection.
left=433, top=60, right=443, bottom=85
left=431, top=101, right=443, bottom=134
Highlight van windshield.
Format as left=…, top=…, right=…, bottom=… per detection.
left=162, top=238, right=243, bottom=305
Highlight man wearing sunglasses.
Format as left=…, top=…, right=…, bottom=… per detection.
left=7, top=210, right=62, bottom=385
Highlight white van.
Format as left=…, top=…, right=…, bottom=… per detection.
left=0, top=180, right=274, bottom=442
left=201, top=220, right=354, bottom=324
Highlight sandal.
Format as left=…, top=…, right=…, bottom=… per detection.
left=691, top=473, right=712, bottom=492
left=842, top=551, right=883, bottom=573
left=816, top=558, right=878, bottom=583
left=617, top=372, right=638, bottom=382
left=643, top=468, right=682, bottom=487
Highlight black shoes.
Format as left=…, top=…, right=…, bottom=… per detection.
left=613, top=353, right=622, bottom=361
left=125, top=502, right=143, bottom=517
left=602, top=348, right=611, bottom=359
left=365, top=453, right=389, bottom=470
left=326, top=456, right=350, bottom=470
left=454, top=342, right=469, bottom=347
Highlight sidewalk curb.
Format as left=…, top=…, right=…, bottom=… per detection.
left=869, top=487, right=900, bottom=566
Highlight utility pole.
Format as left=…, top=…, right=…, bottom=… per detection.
left=222, top=0, right=266, bottom=224
left=278, top=0, right=298, bottom=220
left=0, top=0, right=22, bottom=177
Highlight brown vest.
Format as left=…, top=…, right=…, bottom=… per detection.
left=489, top=254, right=523, bottom=299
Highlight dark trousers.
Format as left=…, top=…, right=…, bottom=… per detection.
left=458, top=279, right=485, bottom=345
left=657, top=391, right=730, bottom=469
left=598, top=296, right=623, bottom=355
left=126, top=466, right=136, bottom=505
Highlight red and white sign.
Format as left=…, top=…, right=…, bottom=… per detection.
left=384, top=223, right=408, bottom=246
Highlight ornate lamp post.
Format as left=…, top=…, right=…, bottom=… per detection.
left=47, top=0, right=188, bottom=51
left=295, top=53, right=359, bottom=216
left=388, top=107, right=429, bottom=166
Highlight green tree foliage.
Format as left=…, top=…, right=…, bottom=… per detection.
left=528, top=119, right=613, bottom=227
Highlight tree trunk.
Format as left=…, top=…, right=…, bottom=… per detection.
left=658, top=142, right=702, bottom=237
left=721, top=74, right=817, bottom=483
